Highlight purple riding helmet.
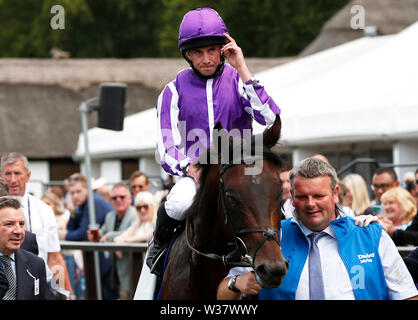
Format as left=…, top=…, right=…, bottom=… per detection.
left=178, top=8, right=230, bottom=79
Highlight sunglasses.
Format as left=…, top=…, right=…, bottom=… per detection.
left=371, top=183, right=393, bottom=191
left=136, top=204, right=149, bottom=210
left=131, top=184, right=145, bottom=190
left=111, top=195, right=126, bottom=201
left=67, top=176, right=81, bottom=182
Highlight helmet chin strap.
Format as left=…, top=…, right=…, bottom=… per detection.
left=183, top=53, right=227, bottom=79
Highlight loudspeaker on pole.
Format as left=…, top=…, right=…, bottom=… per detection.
left=97, top=82, right=127, bottom=131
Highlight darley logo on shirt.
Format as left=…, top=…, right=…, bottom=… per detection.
left=357, top=253, right=375, bottom=264
left=351, top=252, right=376, bottom=290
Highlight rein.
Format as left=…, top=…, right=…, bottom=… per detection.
left=185, top=156, right=282, bottom=268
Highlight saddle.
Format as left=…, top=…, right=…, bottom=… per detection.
left=153, top=223, right=185, bottom=299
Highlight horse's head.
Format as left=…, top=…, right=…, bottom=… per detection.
left=214, top=115, right=288, bottom=288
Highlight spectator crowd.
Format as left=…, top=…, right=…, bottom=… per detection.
left=1, top=150, right=417, bottom=300
left=0, top=151, right=171, bottom=300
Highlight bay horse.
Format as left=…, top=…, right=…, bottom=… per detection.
left=158, top=115, right=288, bottom=299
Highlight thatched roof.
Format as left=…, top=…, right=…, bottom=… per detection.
left=0, top=82, right=160, bottom=158
left=0, top=58, right=293, bottom=91
left=0, top=58, right=292, bottom=159
left=300, top=0, right=418, bottom=56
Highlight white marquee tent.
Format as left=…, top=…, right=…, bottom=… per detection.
left=75, top=108, right=157, bottom=159
left=254, top=20, right=418, bottom=146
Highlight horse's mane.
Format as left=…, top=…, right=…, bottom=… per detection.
left=186, top=133, right=283, bottom=218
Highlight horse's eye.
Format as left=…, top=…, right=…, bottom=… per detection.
left=225, top=190, right=241, bottom=207
left=225, top=190, right=235, bottom=200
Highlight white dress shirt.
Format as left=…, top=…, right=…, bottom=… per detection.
left=281, top=199, right=294, bottom=219
left=20, top=192, right=61, bottom=281
left=0, top=252, right=16, bottom=277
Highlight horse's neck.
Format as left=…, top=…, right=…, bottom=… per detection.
left=193, top=175, right=227, bottom=249
left=194, top=189, right=220, bottom=235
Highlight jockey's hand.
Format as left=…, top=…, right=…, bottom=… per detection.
left=354, top=215, right=381, bottom=228
left=235, top=272, right=262, bottom=296
left=221, top=33, right=252, bottom=83
left=187, top=164, right=201, bottom=188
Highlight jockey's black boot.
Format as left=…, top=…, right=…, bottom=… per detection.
left=146, top=203, right=179, bottom=277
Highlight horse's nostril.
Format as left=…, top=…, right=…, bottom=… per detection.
left=255, top=264, right=266, bottom=277
left=255, top=260, right=288, bottom=286
left=254, top=261, right=288, bottom=289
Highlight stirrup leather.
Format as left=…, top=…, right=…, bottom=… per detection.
left=149, top=245, right=169, bottom=275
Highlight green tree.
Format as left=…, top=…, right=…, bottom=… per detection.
left=158, top=0, right=348, bottom=57
left=0, top=0, right=43, bottom=57
left=0, top=0, right=164, bottom=58
left=0, top=0, right=348, bottom=58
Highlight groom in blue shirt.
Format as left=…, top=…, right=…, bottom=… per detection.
left=217, top=157, right=418, bottom=300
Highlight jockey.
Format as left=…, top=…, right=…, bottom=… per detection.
left=148, top=7, right=281, bottom=276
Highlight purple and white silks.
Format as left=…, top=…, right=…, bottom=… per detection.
left=156, top=64, right=280, bottom=176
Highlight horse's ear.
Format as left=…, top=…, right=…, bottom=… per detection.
left=214, top=121, right=223, bottom=131
left=212, top=122, right=232, bottom=164
left=263, top=115, right=281, bottom=148
left=213, top=122, right=227, bottom=150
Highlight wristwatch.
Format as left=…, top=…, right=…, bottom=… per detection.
left=227, top=275, right=240, bottom=293
left=246, top=77, right=259, bottom=86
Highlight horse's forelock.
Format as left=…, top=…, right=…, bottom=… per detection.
left=187, top=137, right=283, bottom=220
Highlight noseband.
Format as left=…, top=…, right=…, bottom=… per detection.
left=186, top=157, right=282, bottom=268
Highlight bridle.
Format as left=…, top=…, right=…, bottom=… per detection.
left=186, top=157, right=282, bottom=268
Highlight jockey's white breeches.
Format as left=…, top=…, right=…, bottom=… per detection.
left=164, top=177, right=197, bottom=221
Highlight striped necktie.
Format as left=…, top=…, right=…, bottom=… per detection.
left=0, top=255, right=17, bottom=300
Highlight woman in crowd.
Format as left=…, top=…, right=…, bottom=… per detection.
left=41, top=191, right=84, bottom=299
left=114, top=191, right=157, bottom=247
left=380, top=187, right=417, bottom=231
left=42, top=191, right=70, bottom=230
left=337, top=179, right=355, bottom=217
left=342, top=173, right=374, bottom=215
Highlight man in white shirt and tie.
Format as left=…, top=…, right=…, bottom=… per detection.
left=217, top=157, right=418, bottom=300
left=1, top=152, right=73, bottom=298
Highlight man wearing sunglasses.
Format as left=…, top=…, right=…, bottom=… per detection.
left=129, top=171, right=150, bottom=205
left=90, top=183, right=137, bottom=300
left=371, top=167, right=399, bottom=215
